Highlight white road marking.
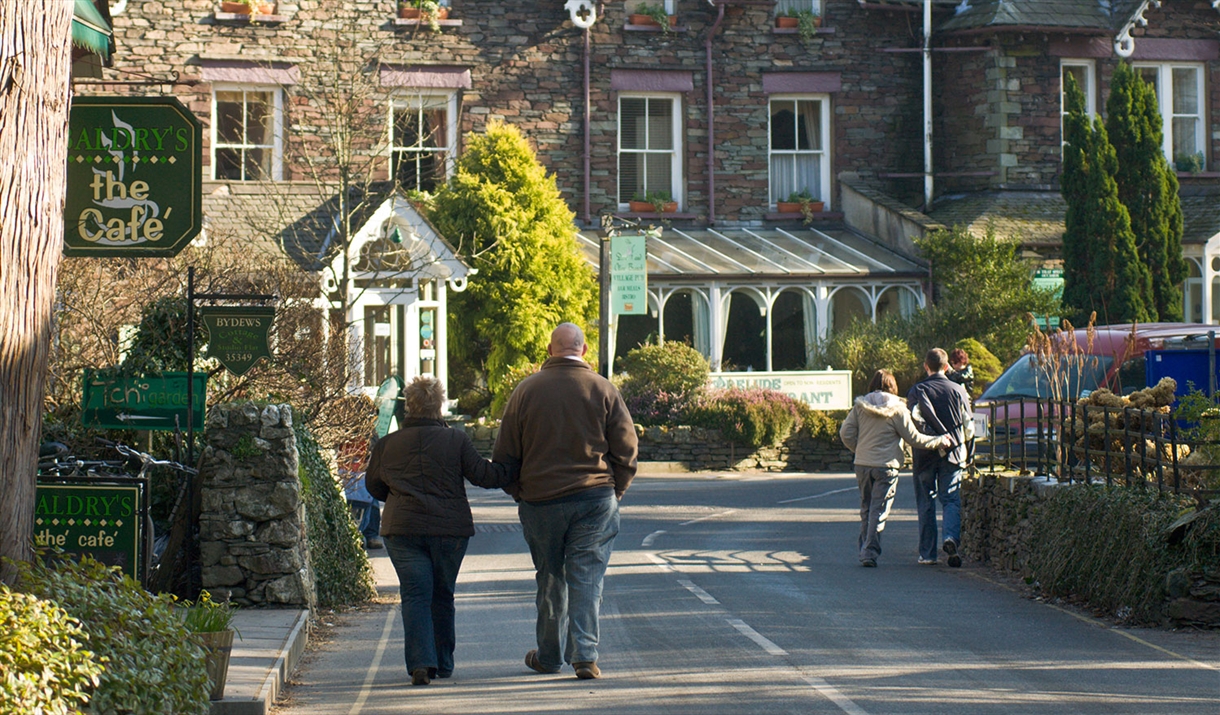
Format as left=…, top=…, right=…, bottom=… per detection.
left=727, top=618, right=787, bottom=655
left=646, top=552, right=674, bottom=572
left=679, top=509, right=737, bottom=526
left=642, top=529, right=666, bottom=547
left=802, top=675, right=870, bottom=715
left=777, top=486, right=857, bottom=504
left=677, top=578, right=720, bottom=605
left=348, top=605, right=397, bottom=715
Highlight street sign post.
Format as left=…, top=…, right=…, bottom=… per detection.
left=81, top=371, right=206, bottom=431
left=200, top=306, right=275, bottom=376
left=610, top=234, right=648, bottom=315
left=64, top=96, right=203, bottom=257
left=1032, top=267, right=1064, bottom=330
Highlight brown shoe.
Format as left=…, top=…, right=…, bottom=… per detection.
left=574, top=661, right=601, bottom=680
left=525, top=649, right=560, bottom=674
left=411, top=668, right=431, bottom=686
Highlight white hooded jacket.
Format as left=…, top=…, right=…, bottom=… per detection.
left=839, top=391, right=945, bottom=469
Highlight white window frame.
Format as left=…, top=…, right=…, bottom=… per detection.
left=767, top=94, right=832, bottom=209
left=774, top=0, right=821, bottom=16
left=210, top=85, right=283, bottom=181
left=617, top=92, right=683, bottom=210
left=388, top=90, right=459, bottom=192
left=1131, top=62, right=1206, bottom=166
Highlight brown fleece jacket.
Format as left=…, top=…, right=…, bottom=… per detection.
left=493, top=356, right=638, bottom=502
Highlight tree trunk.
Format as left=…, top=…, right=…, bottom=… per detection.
left=0, top=1, right=73, bottom=584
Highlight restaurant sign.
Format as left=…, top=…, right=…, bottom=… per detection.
left=34, top=481, right=144, bottom=581
left=201, top=306, right=276, bottom=376
left=64, top=96, right=202, bottom=257
left=709, top=370, right=854, bottom=411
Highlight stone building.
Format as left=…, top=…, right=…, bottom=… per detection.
left=87, top=0, right=1220, bottom=381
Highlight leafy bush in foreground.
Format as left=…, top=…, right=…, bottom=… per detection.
left=0, top=585, right=102, bottom=714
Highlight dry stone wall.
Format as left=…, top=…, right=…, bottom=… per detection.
left=199, top=402, right=316, bottom=610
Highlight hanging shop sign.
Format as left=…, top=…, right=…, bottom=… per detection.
left=611, top=234, right=648, bottom=315
left=81, top=370, right=207, bottom=431
left=64, top=96, right=203, bottom=257
left=34, top=481, right=145, bottom=581
left=200, top=306, right=276, bottom=376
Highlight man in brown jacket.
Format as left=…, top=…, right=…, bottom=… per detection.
left=493, top=322, right=638, bottom=680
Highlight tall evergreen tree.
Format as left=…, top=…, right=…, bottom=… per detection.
left=1106, top=61, right=1188, bottom=322
left=1060, top=74, right=1155, bottom=325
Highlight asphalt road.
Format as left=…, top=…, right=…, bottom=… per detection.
left=272, top=472, right=1220, bottom=714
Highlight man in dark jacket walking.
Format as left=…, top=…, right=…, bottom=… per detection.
left=907, top=348, right=974, bottom=567
left=494, top=323, right=638, bottom=680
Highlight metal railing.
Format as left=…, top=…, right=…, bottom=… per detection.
left=973, top=397, right=1220, bottom=497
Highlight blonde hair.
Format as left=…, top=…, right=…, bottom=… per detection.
left=403, top=376, right=445, bottom=419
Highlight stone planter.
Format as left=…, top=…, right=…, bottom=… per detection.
left=197, top=629, right=236, bottom=700
left=628, top=200, right=677, bottom=213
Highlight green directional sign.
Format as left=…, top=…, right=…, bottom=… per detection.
left=201, top=306, right=276, bottom=376
left=34, top=482, right=144, bottom=580
left=64, top=96, right=203, bottom=257
left=81, top=370, right=206, bottom=431
left=611, top=234, right=648, bottom=315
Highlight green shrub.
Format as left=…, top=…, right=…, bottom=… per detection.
left=16, top=554, right=210, bottom=714
left=815, top=317, right=922, bottom=396
left=1027, top=485, right=1197, bottom=623
left=800, top=408, right=845, bottom=441
left=490, top=361, right=541, bottom=418
left=686, top=388, right=804, bottom=448
left=295, top=416, right=376, bottom=607
left=618, top=341, right=710, bottom=397
left=953, top=338, right=1002, bottom=393
left=0, top=585, right=102, bottom=714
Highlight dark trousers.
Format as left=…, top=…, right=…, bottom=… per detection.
left=383, top=534, right=470, bottom=677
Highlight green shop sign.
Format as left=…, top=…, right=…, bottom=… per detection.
left=64, top=96, right=202, bottom=257
left=81, top=370, right=206, bottom=431
left=611, top=234, right=648, bottom=315
left=34, top=482, right=144, bottom=580
left=201, top=306, right=276, bottom=376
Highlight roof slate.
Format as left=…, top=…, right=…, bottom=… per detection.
left=937, top=0, right=1146, bottom=32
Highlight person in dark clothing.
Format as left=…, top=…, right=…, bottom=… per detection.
left=366, top=376, right=519, bottom=686
left=946, top=347, right=975, bottom=396
left=907, top=348, right=974, bottom=567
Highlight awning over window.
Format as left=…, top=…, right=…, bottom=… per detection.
left=610, top=70, right=694, bottom=93
left=72, top=0, right=113, bottom=60
left=201, top=60, right=300, bottom=86
left=380, top=66, right=472, bottom=89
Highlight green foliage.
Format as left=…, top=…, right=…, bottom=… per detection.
left=800, top=409, right=844, bottom=441
left=1028, top=485, right=1198, bottom=623
left=1061, top=73, right=1155, bottom=326
left=814, top=317, right=922, bottom=397
left=1106, top=62, right=1188, bottom=322
left=16, top=554, right=211, bottom=714
left=632, top=189, right=673, bottom=211
left=294, top=417, right=376, bottom=607
left=618, top=342, right=710, bottom=397
left=181, top=590, right=239, bottom=634
left=431, top=121, right=598, bottom=410
left=914, top=225, right=1058, bottom=363
left=1174, top=152, right=1204, bottom=174
left=114, top=296, right=207, bottom=376
left=954, top=338, right=1002, bottom=389
left=490, top=362, right=541, bottom=418
left=231, top=432, right=261, bottom=460
left=686, top=388, right=805, bottom=448
left=0, top=586, right=102, bottom=715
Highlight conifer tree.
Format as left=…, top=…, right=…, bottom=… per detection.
left=1106, top=61, right=1188, bottom=322
left=430, top=121, right=598, bottom=406
left=1060, top=74, right=1155, bottom=325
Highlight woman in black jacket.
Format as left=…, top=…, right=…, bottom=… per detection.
left=366, top=376, right=518, bottom=686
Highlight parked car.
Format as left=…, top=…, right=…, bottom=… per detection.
left=973, top=323, right=1220, bottom=467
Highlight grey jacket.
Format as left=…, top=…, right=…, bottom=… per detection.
left=839, top=391, right=945, bottom=469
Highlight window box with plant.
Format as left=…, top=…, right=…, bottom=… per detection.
left=398, top=0, right=450, bottom=31
left=219, top=0, right=276, bottom=15
left=629, top=3, right=676, bottom=29
left=776, top=190, right=823, bottom=216
left=629, top=190, right=677, bottom=213
left=1175, top=152, right=1205, bottom=174
left=776, top=9, right=821, bottom=40
left=183, top=591, right=241, bottom=702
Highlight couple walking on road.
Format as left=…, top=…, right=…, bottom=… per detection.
left=365, top=323, right=639, bottom=686
left=839, top=348, right=975, bottom=568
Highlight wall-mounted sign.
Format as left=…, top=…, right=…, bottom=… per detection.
left=81, top=370, right=206, bottom=431
left=34, top=481, right=144, bottom=581
left=611, top=234, right=648, bottom=315
left=200, top=306, right=275, bottom=376
left=709, top=370, right=854, bottom=411
left=64, top=96, right=203, bottom=257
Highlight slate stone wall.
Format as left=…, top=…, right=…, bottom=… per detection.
left=199, top=402, right=316, bottom=609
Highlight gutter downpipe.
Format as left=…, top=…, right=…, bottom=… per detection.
left=706, top=3, right=726, bottom=226
left=583, top=11, right=596, bottom=226
left=923, top=0, right=933, bottom=211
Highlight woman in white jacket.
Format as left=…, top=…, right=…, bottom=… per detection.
left=839, top=369, right=949, bottom=567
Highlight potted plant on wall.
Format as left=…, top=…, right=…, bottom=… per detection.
left=630, top=3, right=676, bottom=30
left=220, top=0, right=275, bottom=15
left=777, top=190, right=823, bottom=217
left=399, top=0, right=449, bottom=31
left=776, top=9, right=822, bottom=41
left=184, top=591, right=241, bottom=701
left=630, top=190, right=677, bottom=213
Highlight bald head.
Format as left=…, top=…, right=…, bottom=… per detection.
left=548, top=322, right=587, bottom=358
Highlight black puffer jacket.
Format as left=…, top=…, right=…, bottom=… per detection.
left=366, top=418, right=518, bottom=537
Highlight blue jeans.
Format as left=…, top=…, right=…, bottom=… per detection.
left=519, top=491, right=620, bottom=668
left=913, top=459, right=962, bottom=561
left=383, top=534, right=470, bottom=677
left=856, top=466, right=899, bottom=562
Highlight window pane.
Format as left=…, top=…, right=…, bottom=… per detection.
left=1173, top=67, right=1199, bottom=114
left=771, top=101, right=796, bottom=150
left=1173, top=117, right=1199, bottom=157
left=771, top=154, right=795, bottom=203
left=796, top=100, right=820, bottom=151
left=644, top=153, right=671, bottom=194
left=246, top=92, right=273, bottom=145
left=215, top=148, right=242, bottom=180
left=1063, top=65, right=1088, bottom=110
left=393, top=151, right=421, bottom=190
left=420, top=151, right=446, bottom=192
left=620, top=152, right=644, bottom=202
left=216, top=92, right=244, bottom=144
left=620, top=98, right=646, bottom=150
left=245, top=148, right=271, bottom=180
left=1137, top=67, right=1159, bottom=97
left=795, top=154, right=821, bottom=199
left=394, top=107, right=420, bottom=150
left=422, top=109, right=447, bottom=149
left=647, top=98, right=673, bottom=150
